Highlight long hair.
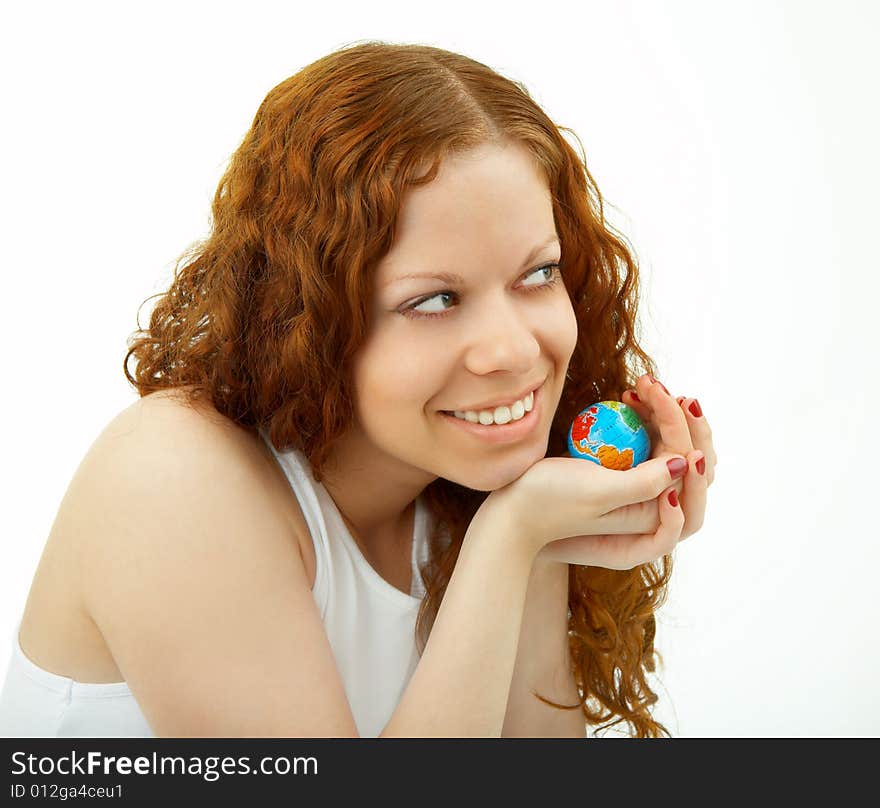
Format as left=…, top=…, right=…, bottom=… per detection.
left=124, top=40, right=670, bottom=738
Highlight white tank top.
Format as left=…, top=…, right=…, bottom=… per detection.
left=0, top=430, right=435, bottom=738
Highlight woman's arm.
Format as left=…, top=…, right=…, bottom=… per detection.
left=382, top=402, right=700, bottom=737
left=379, top=505, right=535, bottom=737
left=501, top=558, right=584, bottom=737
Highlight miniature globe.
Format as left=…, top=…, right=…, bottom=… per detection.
left=567, top=401, right=651, bottom=470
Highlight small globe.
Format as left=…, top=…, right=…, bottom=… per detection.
left=567, top=401, right=651, bottom=469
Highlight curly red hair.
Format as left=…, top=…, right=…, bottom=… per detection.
left=124, top=40, right=671, bottom=738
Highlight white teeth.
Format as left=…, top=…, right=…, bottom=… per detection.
left=480, top=409, right=504, bottom=425
left=451, top=390, right=534, bottom=425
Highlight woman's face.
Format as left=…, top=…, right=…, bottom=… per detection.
left=352, top=141, right=578, bottom=491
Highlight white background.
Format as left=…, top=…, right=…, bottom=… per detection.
left=1, top=0, right=877, bottom=737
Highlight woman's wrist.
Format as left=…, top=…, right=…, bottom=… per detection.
left=468, top=491, right=542, bottom=571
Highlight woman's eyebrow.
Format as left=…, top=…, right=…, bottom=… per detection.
left=382, top=234, right=560, bottom=288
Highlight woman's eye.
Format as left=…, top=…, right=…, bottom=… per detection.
left=521, top=263, right=557, bottom=287
left=406, top=291, right=456, bottom=318
left=402, top=263, right=561, bottom=320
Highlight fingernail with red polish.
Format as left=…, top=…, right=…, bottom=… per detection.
left=630, top=390, right=641, bottom=402
left=667, top=458, right=688, bottom=479
left=689, top=399, right=703, bottom=417
left=696, top=456, right=706, bottom=476
left=651, top=377, right=670, bottom=395
left=676, top=396, right=684, bottom=405
left=668, top=489, right=679, bottom=507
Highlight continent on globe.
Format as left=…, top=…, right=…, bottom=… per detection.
left=567, top=401, right=651, bottom=470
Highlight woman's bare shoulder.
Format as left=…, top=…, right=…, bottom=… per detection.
left=84, top=388, right=290, bottom=508
left=99, top=386, right=238, bottom=446
left=69, top=387, right=310, bottom=593
left=80, top=386, right=316, bottom=583
left=54, top=389, right=355, bottom=736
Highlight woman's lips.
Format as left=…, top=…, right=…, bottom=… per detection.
left=438, top=382, right=542, bottom=444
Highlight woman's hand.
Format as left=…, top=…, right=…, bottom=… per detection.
left=478, top=449, right=691, bottom=571
left=621, top=374, right=717, bottom=540
left=477, top=374, right=716, bottom=570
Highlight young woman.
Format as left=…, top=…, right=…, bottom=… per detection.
left=0, top=42, right=715, bottom=739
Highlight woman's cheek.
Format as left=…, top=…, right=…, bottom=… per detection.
left=552, top=295, right=579, bottom=360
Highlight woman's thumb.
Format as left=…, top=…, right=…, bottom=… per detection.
left=615, top=453, right=689, bottom=508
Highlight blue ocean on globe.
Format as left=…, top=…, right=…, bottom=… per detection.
left=567, top=401, right=651, bottom=469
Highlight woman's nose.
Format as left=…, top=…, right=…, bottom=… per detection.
left=463, top=298, right=540, bottom=374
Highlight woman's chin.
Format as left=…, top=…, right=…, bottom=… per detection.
left=452, top=456, right=544, bottom=493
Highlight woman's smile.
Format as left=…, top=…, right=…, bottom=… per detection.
left=437, top=380, right=544, bottom=444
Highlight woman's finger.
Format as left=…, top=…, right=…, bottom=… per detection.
left=677, top=396, right=716, bottom=487
left=539, top=482, right=685, bottom=569
left=593, top=496, right=662, bottom=535
left=677, top=448, right=708, bottom=539
left=606, top=480, right=686, bottom=569
left=600, top=453, right=688, bottom=512
left=636, top=374, right=693, bottom=455
left=620, top=388, right=660, bottom=444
